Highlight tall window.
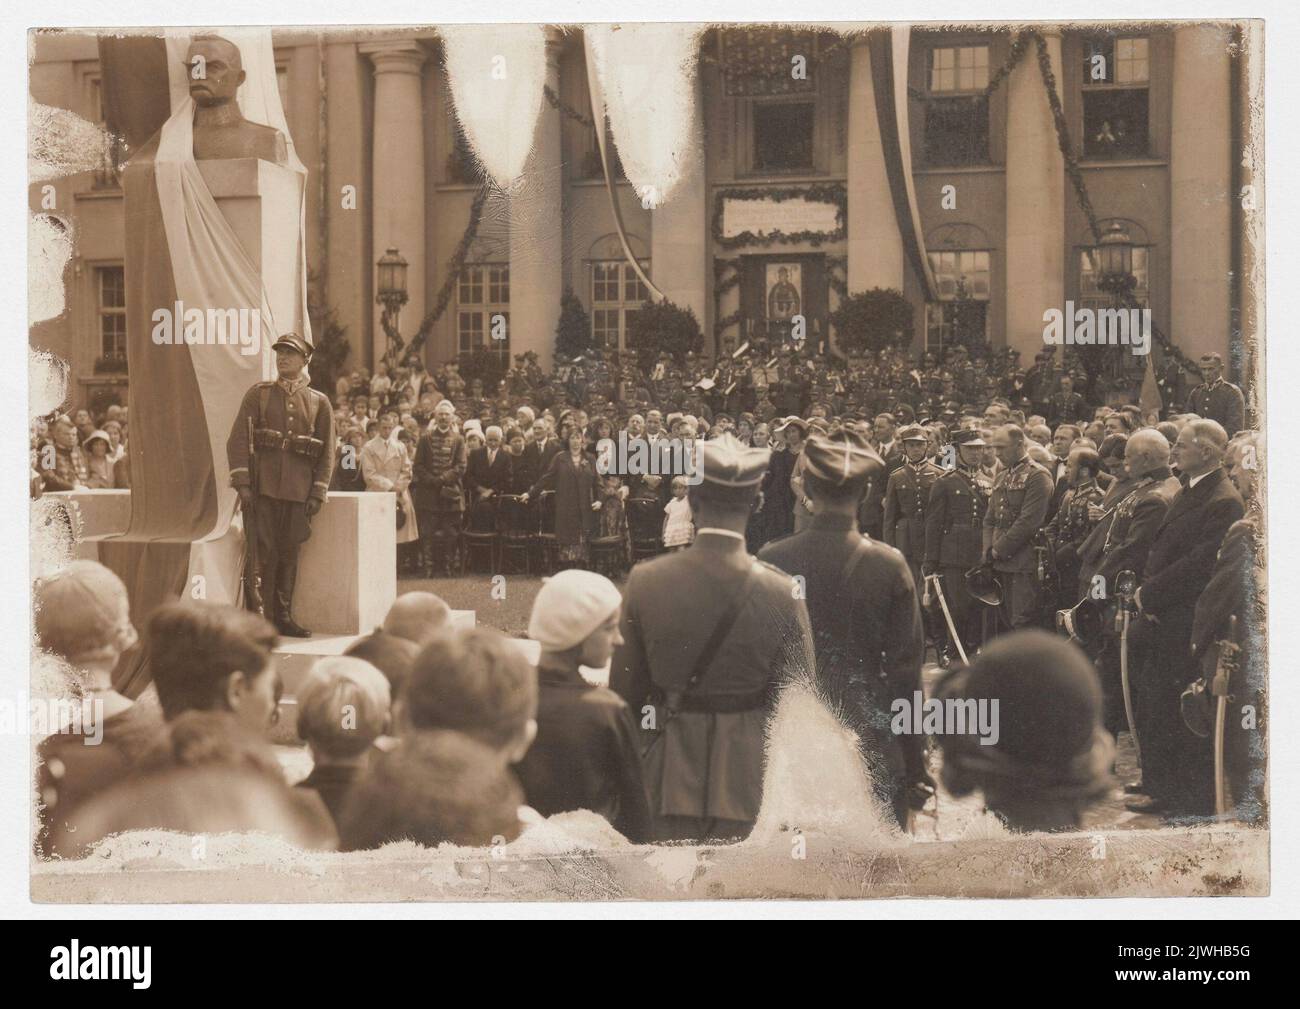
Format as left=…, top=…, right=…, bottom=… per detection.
left=923, top=45, right=989, bottom=167
left=457, top=263, right=509, bottom=366
left=96, top=266, right=127, bottom=361
left=752, top=100, right=816, bottom=173
left=925, top=250, right=990, bottom=352
left=591, top=260, right=650, bottom=351
left=1081, top=36, right=1150, bottom=159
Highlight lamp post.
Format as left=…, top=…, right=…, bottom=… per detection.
left=1096, top=221, right=1135, bottom=304
left=376, top=247, right=409, bottom=368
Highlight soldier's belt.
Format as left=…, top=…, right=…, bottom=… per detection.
left=253, top=428, right=325, bottom=460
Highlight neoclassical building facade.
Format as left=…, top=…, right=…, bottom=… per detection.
left=30, top=23, right=1255, bottom=409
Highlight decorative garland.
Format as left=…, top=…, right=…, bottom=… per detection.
left=1028, top=29, right=1199, bottom=378
left=542, top=84, right=595, bottom=129
left=384, top=185, right=490, bottom=368
left=712, top=257, right=744, bottom=341
left=711, top=183, right=848, bottom=249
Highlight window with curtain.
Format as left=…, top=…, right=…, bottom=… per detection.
left=923, top=44, right=990, bottom=167
left=925, top=250, right=990, bottom=352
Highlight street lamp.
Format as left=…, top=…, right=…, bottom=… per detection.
left=376, top=247, right=409, bottom=367
left=1095, top=221, right=1135, bottom=302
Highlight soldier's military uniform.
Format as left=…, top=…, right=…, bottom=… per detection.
left=924, top=430, right=990, bottom=659
left=412, top=414, right=468, bottom=576
left=760, top=429, right=929, bottom=829
left=1185, top=377, right=1246, bottom=436
left=1044, top=477, right=1106, bottom=609
left=227, top=334, right=335, bottom=636
left=611, top=435, right=816, bottom=843
left=1048, top=388, right=1088, bottom=427
left=983, top=452, right=1053, bottom=630
left=883, top=426, right=943, bottom=589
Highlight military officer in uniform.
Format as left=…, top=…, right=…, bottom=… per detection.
left=760, top=430, right=932, bottom=830
left=1185, top=352, right=1246, bottom=436
left=611, top=434, right=816, bottom=843
left=412, top=399, right=467, bottom=577
left=883, top=425, right=943, bottom=591
left=923, top=429, right=990, bottom=661
left=983, top=425, right=1054, bottom=630
left=1047, top=373, right=1088, bottom=427
left=227, top=332, right=335, bottom=637
left=1042, top=445, right=1106, bottom=609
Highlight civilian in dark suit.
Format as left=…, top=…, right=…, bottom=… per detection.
left=466, top=425, right=512, bottom=530
left=1128, top=420, right=1244, bottom=818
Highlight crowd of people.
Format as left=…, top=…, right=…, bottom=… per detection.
left=31, top=337, right=1263, bottom=854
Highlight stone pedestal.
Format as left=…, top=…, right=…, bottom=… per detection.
left=48, top=489, right=395, bottom=637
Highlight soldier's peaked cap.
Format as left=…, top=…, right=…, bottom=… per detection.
left=802, top=430, right=882, bottom=489
left=693, top=433, right=770, bottom=505
left=272, top=332, right=312, bottom=357
left=899, top=424, right=928, bottom=442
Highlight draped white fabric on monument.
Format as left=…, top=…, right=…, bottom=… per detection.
left=584, top=23, right=703, bottom=209
left=440, top=24, right=547, bottom=189
left=153, top=28, right=309, bottom=556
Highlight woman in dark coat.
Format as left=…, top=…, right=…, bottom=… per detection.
left=524, top=429, right=598, bottom=566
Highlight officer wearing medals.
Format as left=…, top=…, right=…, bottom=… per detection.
left=760, top=430, right=933, bottom=830
left=883, top=424, right=943, bottom=592
left=1042, top=445, right=1107, bottom=609
left=983, top=425, right=1054, bottom=630
left=923, top=429, right=990, bottom=661
left=227, top=332, right=335, bottom=637
left=611, top=434, right=816, bottom=844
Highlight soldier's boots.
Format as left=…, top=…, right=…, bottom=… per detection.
left=273, top=558, right=311, bottom=638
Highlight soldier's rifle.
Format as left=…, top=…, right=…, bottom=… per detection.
left=243, top=416, right=264, bottom=618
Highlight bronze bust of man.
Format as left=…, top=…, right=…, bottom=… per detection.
left=186, top=35, right=287, bottom=164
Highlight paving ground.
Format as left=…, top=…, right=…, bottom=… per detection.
left=385, top=573, right=1164, bottom=839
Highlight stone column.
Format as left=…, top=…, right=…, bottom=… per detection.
left=651, top=73, right=708, bottom=346
left=1004, top=28, right=1065, bottom=360
left=361, top=41, right=427, bottom=369
left=847, top=39, right=905, bottom=292
left=508, top=29, right=564, bottom=372
left=1170, top=25, right=1232, bottom=362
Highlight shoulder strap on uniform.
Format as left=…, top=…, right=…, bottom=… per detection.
left=306, top=387, right=322, bottom=433
left=678, top=561, right=763, bottom=702
left=258, top=384, right=272, bottom=427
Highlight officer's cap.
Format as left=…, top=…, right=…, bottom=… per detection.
left=801, top=430, right=882, bottom=490
left=272, top=332, right=312, bottom=357
left=691, top=433, right=770, bottom=506
left=1199, top=353, right=1223, bottom=367
left=899, top=425, right=928, bottom=443
left=951, top=428, right=986, bottom=448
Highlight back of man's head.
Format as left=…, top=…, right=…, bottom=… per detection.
left=382, top=592, right=451, bottom=647
left=404, top=628, right=537, bottom=757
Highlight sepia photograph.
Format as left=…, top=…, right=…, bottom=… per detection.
left=9, top=2, right=1290, bottom=926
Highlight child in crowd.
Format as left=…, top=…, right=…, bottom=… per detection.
left=517, top=570, right=652, bottom=842
left=295, top=657, right=392, bottom=827
left=338, top=627, right=538, bottom=850
left=662, top=475, right=694, bottom=550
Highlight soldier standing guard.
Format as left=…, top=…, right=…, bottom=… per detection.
left=923, top=429, right=990, bottom=662
left=227, top=333, right=335, bottom=638
left=983, top=425, right=1054, bottom=631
